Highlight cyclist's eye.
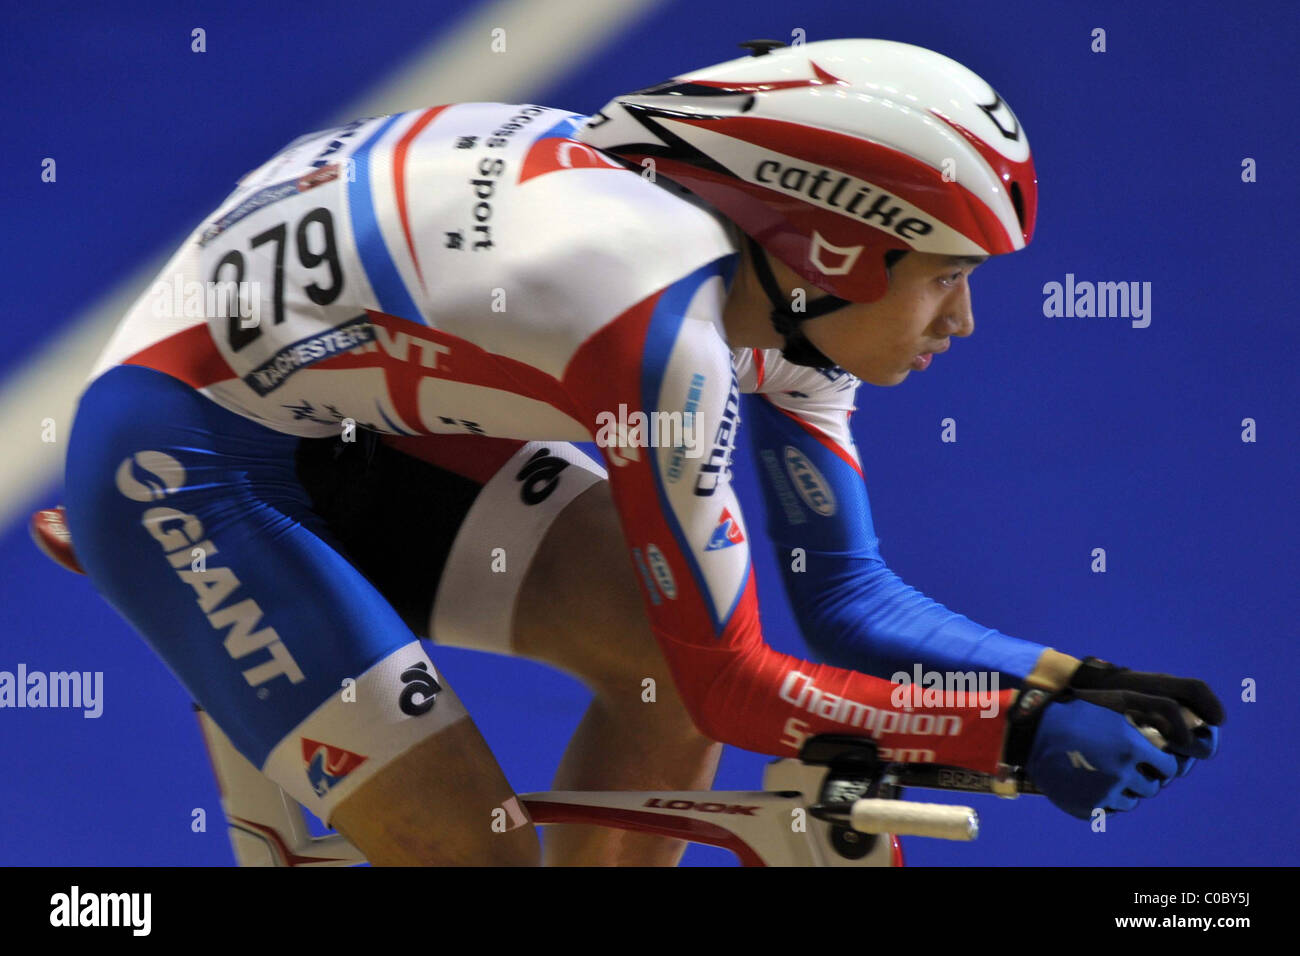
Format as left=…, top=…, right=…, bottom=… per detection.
left=939, top=271, right=963, bottom=287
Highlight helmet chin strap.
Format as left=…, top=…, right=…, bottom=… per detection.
left=745, top=237, right=851, bottom=369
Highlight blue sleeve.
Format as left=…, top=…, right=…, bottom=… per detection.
left=743, top=391, right=1047, bottom=686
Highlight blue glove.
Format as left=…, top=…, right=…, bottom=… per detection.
left=1005, top=658, right=1224, bottom=820
left=1027, top=696, right=1179, bottom=817
left=1065, top=658, right=1221, bottom=784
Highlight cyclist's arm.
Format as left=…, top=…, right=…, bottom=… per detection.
left=561, top=265, right=1012, bottom=771
left=741, top=380, right=1058, bottom=687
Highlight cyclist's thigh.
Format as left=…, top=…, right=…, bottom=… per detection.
left=63, top=365, right=534, bottom=862
left=422, top=440, right=674, bottom=686
left=298, top=432, right=608, bottom=656
left=299, top=433, right=671, bottom=688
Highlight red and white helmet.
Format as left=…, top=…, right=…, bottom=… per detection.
left=576, top=38, right=1038, bottom=303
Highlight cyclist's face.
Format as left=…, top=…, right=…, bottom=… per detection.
left=801, top=252, right=985, bottom=386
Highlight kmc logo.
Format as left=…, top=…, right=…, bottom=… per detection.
left=783, top=446, right=836, bottom=516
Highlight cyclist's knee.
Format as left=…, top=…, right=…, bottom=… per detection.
left=329, top=721, right=540, bottom=866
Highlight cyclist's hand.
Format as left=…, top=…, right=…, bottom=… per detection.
left=1003, top=658, right=1223, bottom=819
left=1064, top=658, right=1222, bottom=778
left=1025, top=695, right=1178, bottom=818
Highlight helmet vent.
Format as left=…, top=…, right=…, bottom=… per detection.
left=738, top=39, right=787, bottom=57
left=1009, top=181, right=1027, bottom=230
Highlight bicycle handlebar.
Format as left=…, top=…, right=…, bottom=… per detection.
left=887, top=763, right=1043, bottom=796
left=822, top=765, right=1037, bottom=842
left=797, top=735, right=1046, bottom=842
left=849, top=798, right=980, bottom=841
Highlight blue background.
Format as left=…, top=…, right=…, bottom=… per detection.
left=2, top=0, right=1295, bottom=865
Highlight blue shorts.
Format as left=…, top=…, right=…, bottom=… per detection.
left=63, top=365, right=602, bottom=822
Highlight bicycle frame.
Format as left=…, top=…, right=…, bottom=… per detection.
left=193, top=706, right=1029, bottom=867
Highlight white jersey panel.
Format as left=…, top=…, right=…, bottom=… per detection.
left=733, top=347, right=862, bottom=469
left=85, top=104, right=742, bottom=441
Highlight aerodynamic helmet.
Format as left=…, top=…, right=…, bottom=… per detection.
left=577, top=38, right=1037, bottom=304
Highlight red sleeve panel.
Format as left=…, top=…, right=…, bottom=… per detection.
left=562, top=261, right=1011, bottom=772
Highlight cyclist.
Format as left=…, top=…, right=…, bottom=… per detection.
left=61, top=38, right=1222, bottom=865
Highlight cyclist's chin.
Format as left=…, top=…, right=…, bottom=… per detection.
left=854, top=365, right=909, bottom=387
left=817, top=348, right=906, bottom=386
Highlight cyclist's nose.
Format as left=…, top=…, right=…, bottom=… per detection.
left=949, top=284, right=975, bottom=337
